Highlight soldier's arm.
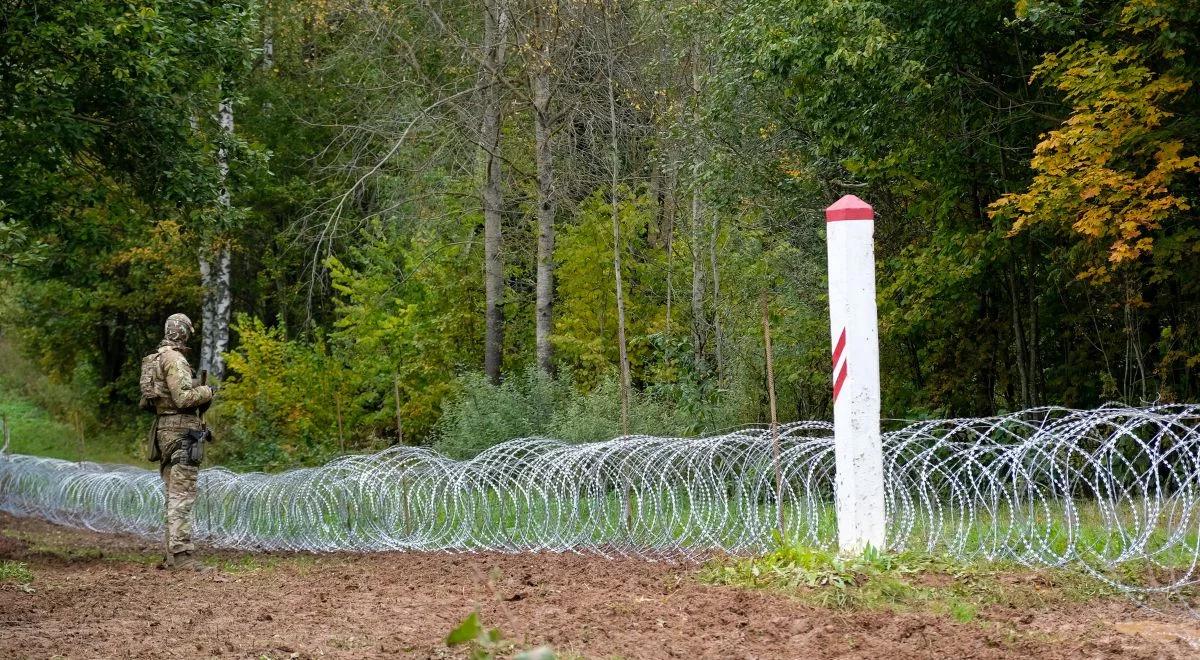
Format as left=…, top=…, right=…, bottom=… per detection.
left=163, top=353, right=213, bottom=409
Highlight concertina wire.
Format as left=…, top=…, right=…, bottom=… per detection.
left=2, top=404, right=1198, bottom=590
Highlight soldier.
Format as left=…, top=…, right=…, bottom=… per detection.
left=143, top=313, right=215, bottom=571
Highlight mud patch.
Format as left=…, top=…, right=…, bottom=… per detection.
left=0, top=513, right=1196, bottom=658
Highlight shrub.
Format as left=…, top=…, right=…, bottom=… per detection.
left=432, top=367, right=572, bottom=458
left=433, top=365, right=749, bottom=458
left=210, top=316, right=362, bottom=469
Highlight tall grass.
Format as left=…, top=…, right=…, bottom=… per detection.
left=0, top=337, right=141, bottom=465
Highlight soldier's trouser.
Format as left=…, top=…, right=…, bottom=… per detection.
left=157, top=429, right=199, bottom=555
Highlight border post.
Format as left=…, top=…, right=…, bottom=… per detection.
left=825, top=194, right=887, bottom=553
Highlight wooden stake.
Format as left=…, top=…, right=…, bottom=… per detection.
left=401, top=475, right=412, bottom=536
left=763, top=291, right=783, bottom=537
left=335, top=393, right=345, bottom=453
left=72, top=410, right=85, bottom=464
left=393, top=376, right=404, bottom=446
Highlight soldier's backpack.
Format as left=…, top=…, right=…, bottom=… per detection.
left=138, top=349, right=169, bottom=412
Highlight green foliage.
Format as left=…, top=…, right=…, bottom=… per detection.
left=3, top=0, right=1200, bottom=468
left=432, top=366, right=745, bottom=459
left=326, top=217, right=482, bottom=444
left=0, top=561, right=34, bottom=585
left=727, top=0, right=928, bottom=175
left=0, top=336, right=141, bottom=465
left=555, top=187, right=662, bottom=387
left=0, top=217, right=48, bottom=272
left=445, top=611, right=555, bottom=660
left=702, top=541, right=1121, bottom=615
left=214, top=212, right=484, bottom=464
left=0, top=0, right=263, bottom=410
left=212, top=316, right=361, bottom=469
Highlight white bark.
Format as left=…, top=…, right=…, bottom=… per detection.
left=201, top=99, right=234, bottom=381
left=263, top=31, right=274, bottom=71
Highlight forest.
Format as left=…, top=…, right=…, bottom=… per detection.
left=1, top=0, right=1198, bottom=469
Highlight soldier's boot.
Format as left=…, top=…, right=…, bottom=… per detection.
left=156, top=554, right=174, bottom=570
left=170, top=551, right=214, bottom=573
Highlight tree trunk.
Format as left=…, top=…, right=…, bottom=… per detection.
left=688, top=44, right=707, bottom=371
left=200, top=99, right=234, bottom=382
left=479, top=0, right=510, bottom=384
left=1006, top=262, right=1030, bottom=408
left=262, top=24, right=274, bottom=71
left=606, top=7, right=631, bottom=435
left=709, top=213, right=723, bottom=383
left=1023, top=243, right=1042, bottom=406
left=531, top=7, right=555, bottom=376
left=663, top=149, right=677, bottom=338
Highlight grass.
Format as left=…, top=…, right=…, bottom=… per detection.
left=0, top=390, right=141, bottom=465
left=0, top=336, right=142, bottom=465
left=698, top=541, right=1180, bottom=621
left=0, top=560, right=34, bottom=584
left=0, top=390, right=142, bottom=465
left=200, top=553, right=323, bottom=574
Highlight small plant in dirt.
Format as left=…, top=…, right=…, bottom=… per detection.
left=0, top=560, right=34, bottom=591
left=703, top=543, right=933, bottom=609
left=701, top=541, right=1136, bottom=620
left=446, top=612, right=555, bottom=660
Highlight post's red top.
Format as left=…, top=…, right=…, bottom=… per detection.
left=825, top=195, right=874, bottom=222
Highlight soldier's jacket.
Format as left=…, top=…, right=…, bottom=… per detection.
left=149, top=343, right=212, bottom=466
left=154, top=344, right=213, bottom=416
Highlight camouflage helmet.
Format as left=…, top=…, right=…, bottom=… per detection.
left=164, top=313, right=194, bottom=344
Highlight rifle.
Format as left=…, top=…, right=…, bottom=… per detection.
left=198, top=369, right=211, bottom=420
left=183, top=369, right=212, bottom=466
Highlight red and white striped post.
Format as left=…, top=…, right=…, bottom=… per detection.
left=825, top=195, right=887, bottom=554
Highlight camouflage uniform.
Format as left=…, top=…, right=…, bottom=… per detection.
left=148, top=313, right=213, bottom=566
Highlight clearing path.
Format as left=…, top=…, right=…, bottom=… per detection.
left=0, top=513, right=1197, bottom=659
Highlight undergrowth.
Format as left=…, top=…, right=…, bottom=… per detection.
left=0, top=560, right=34, bottom=584
left=446, top=611, right=558, bottom=660
left=701, top=542, right=1128, bottom=621
left=0, top=337, right=142, bottom=465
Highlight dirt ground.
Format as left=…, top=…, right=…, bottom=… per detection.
left=2, top=513, right=1199, bottom=659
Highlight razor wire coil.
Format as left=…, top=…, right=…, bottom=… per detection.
left=2, top=405, right=1199, bottom=590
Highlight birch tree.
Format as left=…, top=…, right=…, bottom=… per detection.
left=200, top=98, right=235, bottom=382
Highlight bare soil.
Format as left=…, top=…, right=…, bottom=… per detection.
left=2, top=513, right=1199, bottom=659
